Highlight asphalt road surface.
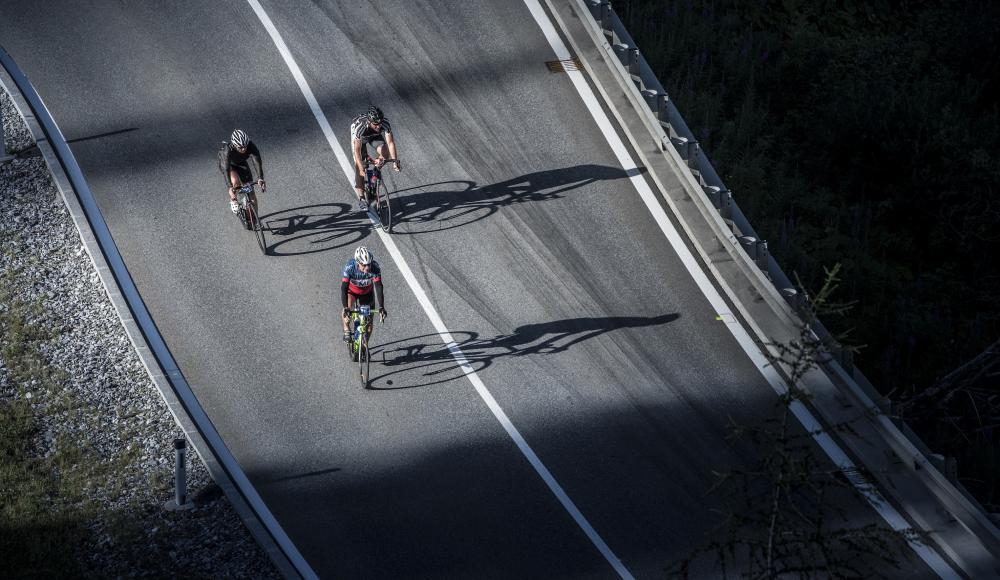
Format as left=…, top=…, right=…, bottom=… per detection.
left=1, top=1, right=935, bottom=577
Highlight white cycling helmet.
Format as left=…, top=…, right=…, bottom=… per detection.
left=230, top=129, right=249, bottom=148
left=354, top=246, right=373, bottom=265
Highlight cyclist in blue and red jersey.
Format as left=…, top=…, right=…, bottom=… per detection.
left=341, top=246, right=387, bottom=342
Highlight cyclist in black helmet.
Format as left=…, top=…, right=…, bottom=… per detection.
left=350, top=105, right=400, bottom=210
left=219, top=129, right=266, bottom=214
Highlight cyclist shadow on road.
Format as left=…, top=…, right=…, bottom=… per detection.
left=367, top=312, right=679, bottom=390
left=259, top=202, right=370, bottom=256
left=390, top=164, right=633, bottom=234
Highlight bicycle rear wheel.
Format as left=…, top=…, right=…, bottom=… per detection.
left=376, top=179, right=393, bottom=233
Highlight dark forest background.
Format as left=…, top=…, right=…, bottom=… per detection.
left=614, top=0, right=1000, bottom=508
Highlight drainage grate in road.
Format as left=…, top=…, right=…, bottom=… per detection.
left=546, top=57, right=583, bottom=73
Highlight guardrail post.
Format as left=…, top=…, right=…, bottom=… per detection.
left=687, top=141, right=702, bottom=174
left=627, top=47, right=641, bottom=78
left=704, top=185, right=721, bottom=209
left=754, top=239, right=769, bottom=273
left=719, top=188, right=734, bottom=223
left=669, top=136, right=697, bottom=161
left=946, top=456, right=958, bottom=483
left=164, top=438, right=195, bottom=511
left=780, top=287, right=805, bottom=312
left=612, top=42, right=630, bottom=68
left=656, top=93, right=670, bottom=127
left=641, top=89, right=658, bottom=113
left=929, top=454, right=959, bottom=483
left=597, top=1, right=613, bottom=32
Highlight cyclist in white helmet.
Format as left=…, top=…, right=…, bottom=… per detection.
left=350, top=105, right=400, bottom=210
left=341, top=245, right=387, bottom=343
left=219, top=129, right=266, bottom=213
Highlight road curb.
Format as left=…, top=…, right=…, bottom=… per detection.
left=0, top=46, right=312, bottom=580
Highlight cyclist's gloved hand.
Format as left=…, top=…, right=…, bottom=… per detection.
left=257, top=179, right=266, bottom=192
left=379, top=307, right=387, bottom=322
left=393, top=160, right=401, bottom=172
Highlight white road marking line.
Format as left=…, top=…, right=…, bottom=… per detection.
left=519, top=0, right=957, bottom=577
left=245, top=1, right=633, bottom=577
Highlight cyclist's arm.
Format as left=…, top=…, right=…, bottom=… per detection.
left=373, top=280, right=385, bottom=310
left=341, top=280, right=351, bottom=309
left=248, top=142, right=264, bottom=181
left=386, top=132, right=399, bottom=168
left=352, top=139, right=364, bottom=175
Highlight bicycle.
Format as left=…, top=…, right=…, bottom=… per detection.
left=346, top=304, right=383, bottom=388
left=233, top=182, right=267, bottom=255
left=362, top=154, right=396, bottom=233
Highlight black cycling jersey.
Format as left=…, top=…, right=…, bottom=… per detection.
left=350, top=114, right=392, bottom=145
left=219, top=141, right=264, bottom=182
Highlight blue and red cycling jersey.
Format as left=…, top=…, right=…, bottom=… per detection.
left=342, top=259, right=382, bottom=295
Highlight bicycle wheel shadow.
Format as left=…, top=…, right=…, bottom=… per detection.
left=386, top=164, right=634, bottom=235
left=259, top=202, right=370, bottom=256
left=365, top=313, right=679, bottom=390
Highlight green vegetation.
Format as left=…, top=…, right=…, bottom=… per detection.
left=0, top=275, right=128, bottom=577
left=615, top=0, right=1000, bottom=506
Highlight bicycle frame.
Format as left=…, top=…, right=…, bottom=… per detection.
left=362, top=158, right=383, bottom=203
left=350, top=305, right=373, bottom=353
left=235, top=183, right=255, bottom=219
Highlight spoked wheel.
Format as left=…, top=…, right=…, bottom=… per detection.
left=359, top=334, right=371, bottom=388
left=347, top=333, right=356, bottom=363
left=236, top=195, right=251, bottom=230
left=375, top=180, right=393, bottom=233
left=250, top=201, right=267, bottom=255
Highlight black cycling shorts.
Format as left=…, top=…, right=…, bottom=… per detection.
left=226, top=164, right=254, bottom=186
left=348, top=291, right=375, bottom=307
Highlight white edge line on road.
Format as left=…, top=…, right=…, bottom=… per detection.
left=244, top=1, right=634, bottom=578
left=519, top=0, right=957, bottom=577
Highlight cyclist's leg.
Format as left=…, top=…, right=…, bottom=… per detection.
left=352, top=138, right=368, bottom=199
left=343, top=292, right=357, bottom=336
left=227, top=168, right=242, bottom=201
left=354, top=171, right=366, bottom=199
left=374, top=142, right=389, bottom=164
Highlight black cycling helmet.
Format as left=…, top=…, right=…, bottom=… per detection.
left=366, top=105, right=384, bottom=124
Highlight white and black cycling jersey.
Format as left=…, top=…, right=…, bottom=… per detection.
left=349, top=114, right=392, bottom=144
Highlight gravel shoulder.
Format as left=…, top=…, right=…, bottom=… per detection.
left=1, top=88, right=280, bottom=578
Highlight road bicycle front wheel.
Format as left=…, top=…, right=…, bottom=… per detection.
left=376, top=179, right=393, bottom=233
left=250, top=200, right=267, bottom=254
left=359, top=333, right=370, bottom=388
left=236, top=195, right=251, bottom=230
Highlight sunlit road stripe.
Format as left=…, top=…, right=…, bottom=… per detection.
left=245, top=1, right=633, bottom=577
left=519, top=0, right=958, bottom=577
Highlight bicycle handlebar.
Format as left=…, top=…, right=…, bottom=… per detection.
left=346, top=305, right=385, bottom=322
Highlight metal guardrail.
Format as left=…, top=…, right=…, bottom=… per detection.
left=590, top=1, right=876, bottom=395
left=583, top=0, right=985, bottom=507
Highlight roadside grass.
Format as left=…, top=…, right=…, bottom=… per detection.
left=0, top=271, right=130, bottom=577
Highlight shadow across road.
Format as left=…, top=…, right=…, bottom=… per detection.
left=259, top=202, right=369, bottom=256
left=367, top=313, right=680, bottom=390
left=390, top=164, right=634, bottom=234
